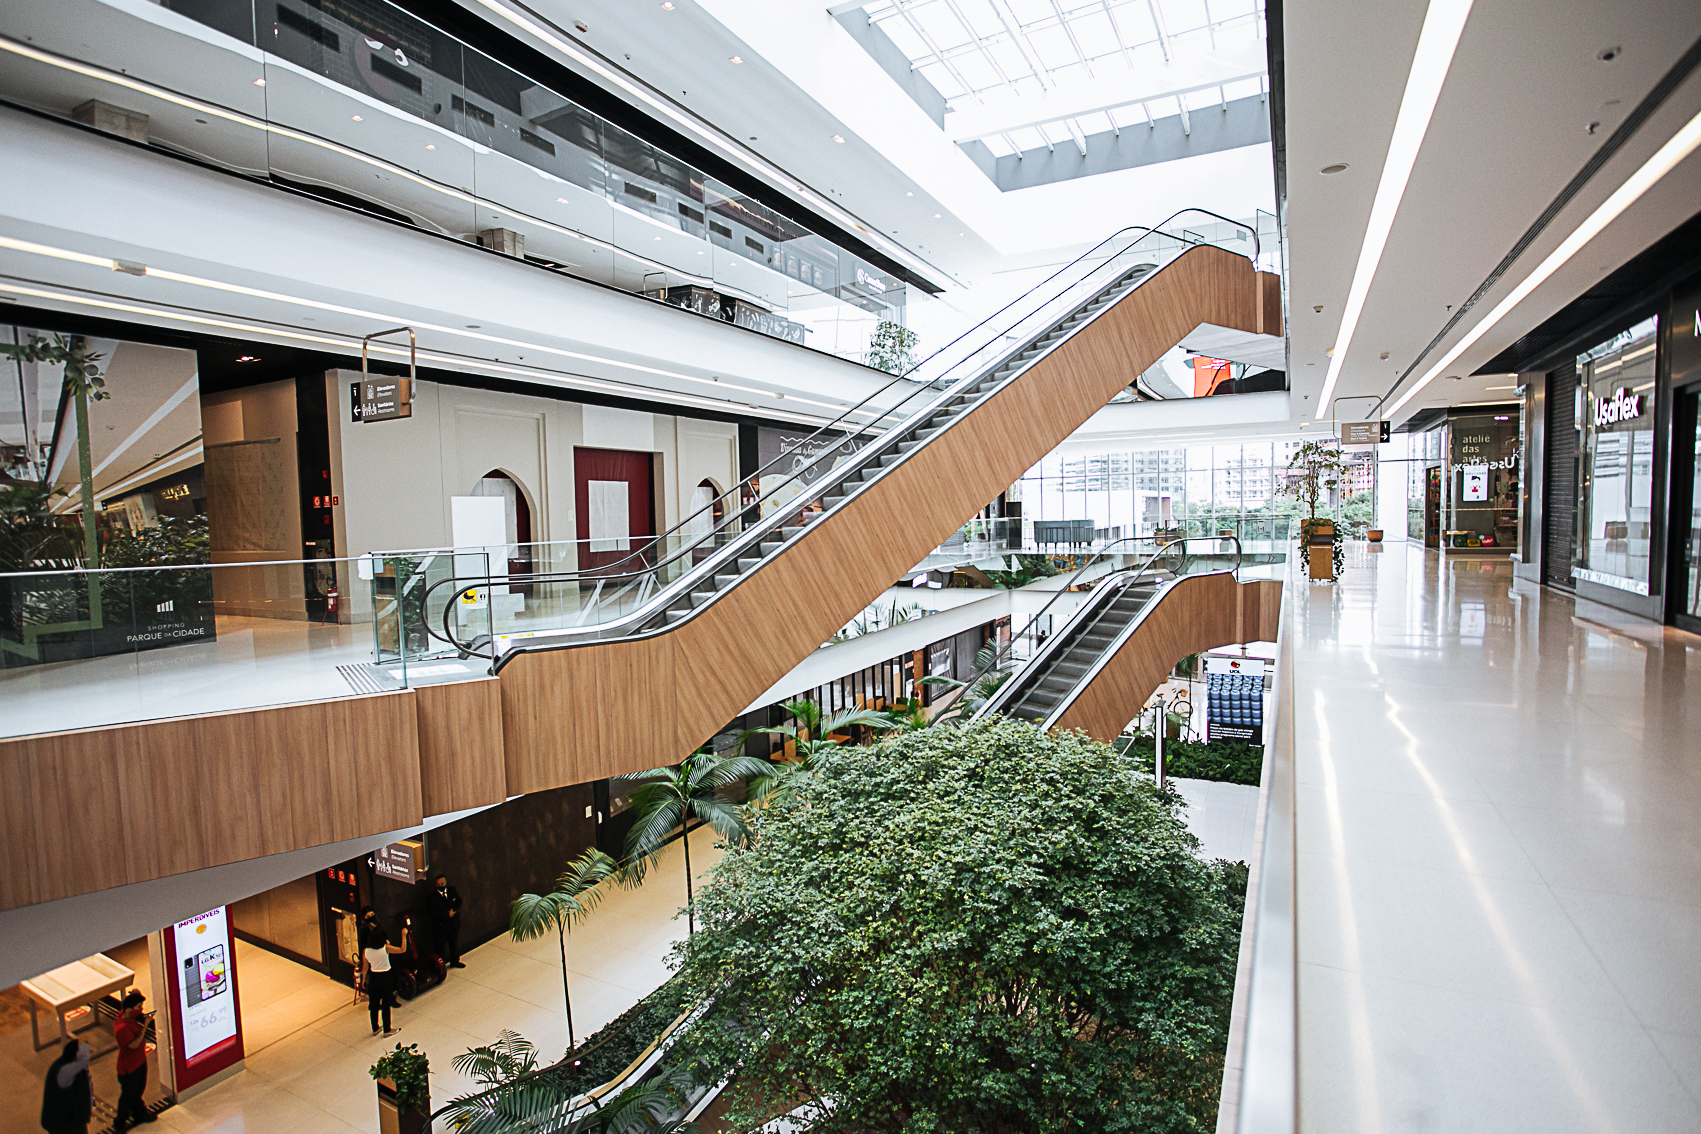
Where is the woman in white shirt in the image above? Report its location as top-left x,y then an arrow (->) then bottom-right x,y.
361,926 -> 408,1036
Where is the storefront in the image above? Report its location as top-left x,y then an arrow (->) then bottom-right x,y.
1517,259 -> 1701,626
1404,407 -> 1521,553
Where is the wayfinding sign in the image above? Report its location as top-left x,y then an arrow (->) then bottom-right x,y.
1340,420 -> 1390,446
351,377 -> 412,423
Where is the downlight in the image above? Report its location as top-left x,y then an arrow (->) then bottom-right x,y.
1320,163 -> 1349,174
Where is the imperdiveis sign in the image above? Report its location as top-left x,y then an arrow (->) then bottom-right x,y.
1593,387 -> 1643,427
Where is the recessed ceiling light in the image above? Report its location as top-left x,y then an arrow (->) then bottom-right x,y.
556,197 -> 569,204
351,115 -> 363,121
1320,163 -> 1349,174
655,236 -> 662,240
933,213 -> 941,218
235,355 -> 260,363
1484,385 -> 1517,390
253,78 -> 266,86
832,134 -> 845,143
905,191 -> 913,197
426,144 -> 436,150
661,1 -> 674,8
729,55 -> 743,64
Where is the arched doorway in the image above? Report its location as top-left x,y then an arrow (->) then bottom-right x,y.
688,478 -> 725,563
472,469 -> 534,579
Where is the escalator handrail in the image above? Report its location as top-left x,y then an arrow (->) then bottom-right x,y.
425,208 -> 1260,593
965,536 -> 1242,721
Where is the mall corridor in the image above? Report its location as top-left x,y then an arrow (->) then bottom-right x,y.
1295,544 -> 1701,1131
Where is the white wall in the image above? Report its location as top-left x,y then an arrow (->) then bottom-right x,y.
326,370 -> 738,557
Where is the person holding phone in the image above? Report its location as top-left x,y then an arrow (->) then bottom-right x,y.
113,991 -> 156,1129
361,925 -> 408,1036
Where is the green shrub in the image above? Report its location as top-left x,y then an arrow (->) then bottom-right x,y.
1117,736 -> 1265,787
669,718 -> 1244,1133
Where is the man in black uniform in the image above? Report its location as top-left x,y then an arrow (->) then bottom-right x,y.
426,873 -> 465,969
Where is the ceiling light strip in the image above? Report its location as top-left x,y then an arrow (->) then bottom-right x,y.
1377,32 -> 1701,403
1315,0 -> 1474,416
1389,106 -> 1701,415
0,280 -> 843,427
0,236 -> 881,417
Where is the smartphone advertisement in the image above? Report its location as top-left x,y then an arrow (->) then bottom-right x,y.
160,906 -> 244,1094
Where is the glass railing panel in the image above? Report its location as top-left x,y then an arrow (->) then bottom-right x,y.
0,553 -> 495,738
0,0 -> 273,176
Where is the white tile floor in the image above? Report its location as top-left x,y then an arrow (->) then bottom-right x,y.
144,826 -> 722,1134
1296,542 -> 1701,1132
1172,777 -> 1260,863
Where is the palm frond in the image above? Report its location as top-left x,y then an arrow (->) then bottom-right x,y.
509,891 -> 572,941
689,797 -> 751,843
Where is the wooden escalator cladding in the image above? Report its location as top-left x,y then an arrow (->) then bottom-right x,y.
498,246 -> 1284,793
1046,576 -> 1283,743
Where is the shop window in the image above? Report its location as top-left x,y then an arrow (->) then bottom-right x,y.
1573,316 -> 1658,594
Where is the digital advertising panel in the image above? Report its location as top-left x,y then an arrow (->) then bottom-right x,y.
161,906 -> 244,1093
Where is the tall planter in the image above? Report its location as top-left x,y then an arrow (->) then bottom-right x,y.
371,1044 -> 430,1134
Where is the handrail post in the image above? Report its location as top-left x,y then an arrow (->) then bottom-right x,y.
1154,696 -> 1166,790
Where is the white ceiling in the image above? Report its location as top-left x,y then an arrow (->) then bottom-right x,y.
490,0 -> 1276,276
1285,0 -> 1701,433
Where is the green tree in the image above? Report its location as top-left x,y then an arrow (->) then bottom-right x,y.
742,698 -> 897,807
668,719 -> 1244,1133
918,641 -> 1014,723
618,748 -> 773,939
510,848 -> 619,1051
865,320 -> 919,375
1275,438 -> 1349,520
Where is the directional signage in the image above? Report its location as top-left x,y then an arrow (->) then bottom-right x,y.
370,840 -> 422,883
1340,420 -> 1390,446
351,377 -> 412,423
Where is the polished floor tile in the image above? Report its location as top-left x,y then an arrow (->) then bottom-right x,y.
1296,544 -> 1701,1131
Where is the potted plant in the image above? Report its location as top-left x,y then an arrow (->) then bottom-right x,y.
1278,441 -> 1351,580
370,1042 -> 430,1134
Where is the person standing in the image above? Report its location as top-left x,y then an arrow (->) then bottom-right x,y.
113,991 -> 156,1129
361,925 -> 407,1036
426,874 -> 465,970
40,1039 -> 91,1134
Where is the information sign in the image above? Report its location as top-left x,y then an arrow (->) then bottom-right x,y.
350,377 -> 412,423
154,905 -> 244,1098
1340,420 -> 1390,446
370,840 -> 422,884
1204,654 -> 1267,746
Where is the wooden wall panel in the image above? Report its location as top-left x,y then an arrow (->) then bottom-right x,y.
498,246 -> 1272,786
0,691 -> 426,914
1052,578 -> 1284,742
416,679 -> 507,816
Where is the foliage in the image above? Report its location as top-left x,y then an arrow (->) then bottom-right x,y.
619,748 -> 774,936
919,641 -> 1013,724
832,598 -> 924,643
1116,735 -> 1265,787
454,1029 -> 544,1090
1275,439 -> 1350,520
370,1042 -> 431,1111
667,719 -> 1245,1133
980,553 -> 1061,589
0,482 -> 82,572
1340,490 -> 1375,538
511,848 -> 621,1050
743,699 -> 898,807
865,320 -> 919,375
101,513 -> 211,568
0,335 -> 108,400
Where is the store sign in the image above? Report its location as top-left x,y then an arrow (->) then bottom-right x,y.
855,266 -> 887,294
350,377 -> 412,423
161,484 -> 191,501
1592,387 -> 1644,427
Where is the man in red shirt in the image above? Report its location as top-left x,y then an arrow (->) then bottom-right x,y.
113,991 -> 155,1129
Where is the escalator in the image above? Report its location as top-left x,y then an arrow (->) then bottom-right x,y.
971,538 -> 1279,741
437,213 -> 1281,792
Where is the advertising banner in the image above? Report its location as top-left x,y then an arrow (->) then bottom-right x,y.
1205,654 -> 1267,746
159,906 -> 244,1095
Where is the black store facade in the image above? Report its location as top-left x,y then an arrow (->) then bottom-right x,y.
1508,214 -> 1701,631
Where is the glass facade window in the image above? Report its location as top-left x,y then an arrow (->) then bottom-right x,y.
1574,316 -> 1659,594
1442,413 -> 1521,550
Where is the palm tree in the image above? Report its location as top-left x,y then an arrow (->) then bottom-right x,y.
742,699 -> 897,806
510,848 -> 618,1051
619,748 -> 773,939
919,643 -> 1015,724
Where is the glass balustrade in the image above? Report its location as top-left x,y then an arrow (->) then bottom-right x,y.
0,0 -> 912,361
0,550 -> 488,736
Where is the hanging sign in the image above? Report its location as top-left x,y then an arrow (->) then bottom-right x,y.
350,378 -> 412,423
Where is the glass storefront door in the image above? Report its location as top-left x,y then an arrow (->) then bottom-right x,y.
1573,316 -> 1659,595
1676,388 -> 1701,631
